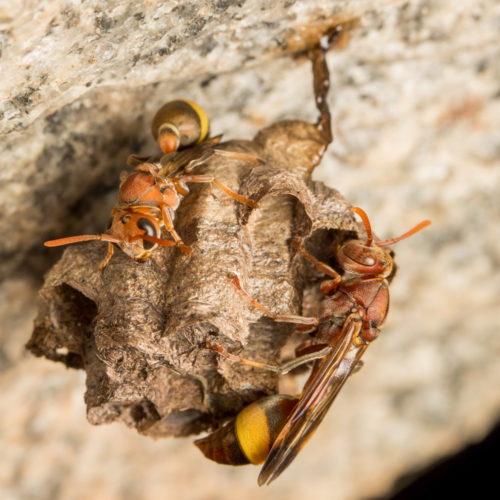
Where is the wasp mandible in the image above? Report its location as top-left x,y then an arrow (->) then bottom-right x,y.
196,207 -> 430,485
45,99 -> 259,269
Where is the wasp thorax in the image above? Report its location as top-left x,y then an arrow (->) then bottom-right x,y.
151,99 -> 210,153
337,240 -> 393,277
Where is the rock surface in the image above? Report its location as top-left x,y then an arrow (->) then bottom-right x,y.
1,1 -> 499,499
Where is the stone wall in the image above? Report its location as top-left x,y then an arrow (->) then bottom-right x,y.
1,1 -> 499,499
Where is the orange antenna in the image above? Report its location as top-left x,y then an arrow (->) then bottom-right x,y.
44,234 -> 123,247
377,220 -> 431,247
351,206 -> 373,246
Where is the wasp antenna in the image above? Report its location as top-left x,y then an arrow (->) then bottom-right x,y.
44,234 -> 122,247
350,207 -> 373,246
377,220 -> 431,247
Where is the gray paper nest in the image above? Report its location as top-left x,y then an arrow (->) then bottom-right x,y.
27,116 -> 364,438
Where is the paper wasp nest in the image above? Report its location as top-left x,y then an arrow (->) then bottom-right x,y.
28,116 -> 363,438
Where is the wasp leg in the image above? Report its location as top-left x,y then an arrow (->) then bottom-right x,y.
210,149 -> 262,165
290,239 -> 342,292
230,273 -> 319,327
206,341 -> 332,375
352,360 -> 364,373
97,242 -> 114,271
160,205 -> 192,254
176,174 -> 256,208
172,178 -> 189,196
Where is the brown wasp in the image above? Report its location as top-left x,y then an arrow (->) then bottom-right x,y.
195,207 -> 430,485
45,99 -> 259,269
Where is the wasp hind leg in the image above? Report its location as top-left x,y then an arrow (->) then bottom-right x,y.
176,174 -> 256,208
206,341 -> 332,375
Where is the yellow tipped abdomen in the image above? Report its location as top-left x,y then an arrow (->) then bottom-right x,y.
235,402 -> 272,465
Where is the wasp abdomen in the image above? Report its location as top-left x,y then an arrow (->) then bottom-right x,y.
152,99 -> 209,154
194,419 -> 249,466
194,395 -> 298,466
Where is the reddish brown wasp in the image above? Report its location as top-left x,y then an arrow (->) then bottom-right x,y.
45,99 -> 258,269
196,207 -> 430,485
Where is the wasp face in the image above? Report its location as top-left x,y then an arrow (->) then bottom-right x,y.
108,212 -> 161,262
337,240 -> 393,277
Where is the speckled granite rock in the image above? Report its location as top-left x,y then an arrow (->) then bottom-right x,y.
1,0 -> 499,499
0,0 -> 367,277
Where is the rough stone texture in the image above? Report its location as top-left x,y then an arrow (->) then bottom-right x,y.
1,1 -> 499,499
0,0 -> 363,278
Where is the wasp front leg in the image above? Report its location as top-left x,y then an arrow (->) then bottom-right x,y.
98,242 -> 115,271
290,239 -> 342,295
160,205 -> 192,254
230,273 -> 319,327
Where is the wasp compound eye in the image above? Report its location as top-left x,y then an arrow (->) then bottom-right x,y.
137,218 -> 158,250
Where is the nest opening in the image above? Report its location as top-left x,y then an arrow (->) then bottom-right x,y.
28,283 -> 98,369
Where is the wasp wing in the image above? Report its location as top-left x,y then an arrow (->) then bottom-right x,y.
258,319 -> 368,486
159,136 -> 223,178
127,153 -> 155,167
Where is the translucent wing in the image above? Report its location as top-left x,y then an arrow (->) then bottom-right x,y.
258,318 -> 368,486
159,135 -> 223,178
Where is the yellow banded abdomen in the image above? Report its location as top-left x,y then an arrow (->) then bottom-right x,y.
194,395 -> 298,466
151,99 -> 209,153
